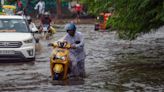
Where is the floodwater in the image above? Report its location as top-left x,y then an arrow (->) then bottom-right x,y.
0,25 -> 164,92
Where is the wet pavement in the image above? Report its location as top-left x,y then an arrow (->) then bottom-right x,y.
0,25 -> 164,92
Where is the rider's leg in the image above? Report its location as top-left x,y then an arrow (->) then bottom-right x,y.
69,53 -> 79,77
77,59 -> 85,78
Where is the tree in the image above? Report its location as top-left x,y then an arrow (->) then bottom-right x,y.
112,0 -> 164,40
80,0 -> 164,40
80,0 -> 112,15
56,0 -> 62,18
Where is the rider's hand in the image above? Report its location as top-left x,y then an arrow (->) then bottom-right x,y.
48,43 -> 53,46
70,45 -> 76,49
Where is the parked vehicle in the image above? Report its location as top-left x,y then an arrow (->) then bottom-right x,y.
0,15 -> 36,61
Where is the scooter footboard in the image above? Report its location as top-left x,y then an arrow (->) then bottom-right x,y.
53,64 -> 63,73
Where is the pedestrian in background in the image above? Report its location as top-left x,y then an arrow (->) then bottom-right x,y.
16,0 -> 23,12
75,3 -> 82,23
34,0 -> 45,18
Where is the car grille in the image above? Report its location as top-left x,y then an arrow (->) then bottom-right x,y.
0,41 -> 22,48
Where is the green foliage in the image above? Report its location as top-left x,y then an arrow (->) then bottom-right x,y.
113,0 -> 164,40
80,0 -> 112,15
80,0 -> 164,40
5,0 -> 16,5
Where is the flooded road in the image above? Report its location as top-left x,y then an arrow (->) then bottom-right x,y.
0,25 -> 164,92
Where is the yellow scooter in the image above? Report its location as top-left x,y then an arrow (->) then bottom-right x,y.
49,41 -> 71,80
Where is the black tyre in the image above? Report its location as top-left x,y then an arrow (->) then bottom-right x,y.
54,73 -> 59,80
94,24 -> 99,31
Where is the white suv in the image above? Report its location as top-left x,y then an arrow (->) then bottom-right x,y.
0,15 -> 36,61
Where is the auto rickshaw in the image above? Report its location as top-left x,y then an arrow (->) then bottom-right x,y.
95,12 -> 112,30
1,5 -> 16,15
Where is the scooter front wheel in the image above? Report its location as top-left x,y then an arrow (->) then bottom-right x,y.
54,73 -> 59,80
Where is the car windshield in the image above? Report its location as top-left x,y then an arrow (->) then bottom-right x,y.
0,19 -> 29,33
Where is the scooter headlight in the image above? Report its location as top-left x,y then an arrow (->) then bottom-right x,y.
55,55 -> 66,60
97,16 -> 99,20
61,56 -> 66,60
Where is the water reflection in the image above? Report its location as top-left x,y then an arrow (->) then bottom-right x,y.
0,61 -> 35,66
50,78 -> 85,86
110,47 -> 164,91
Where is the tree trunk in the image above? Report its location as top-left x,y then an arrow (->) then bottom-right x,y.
56,0 -> 62,18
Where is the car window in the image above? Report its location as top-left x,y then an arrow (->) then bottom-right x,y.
0,19 -> 29,33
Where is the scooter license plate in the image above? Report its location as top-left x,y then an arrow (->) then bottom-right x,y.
0,50 -> 15,55
43,27 -> 48,31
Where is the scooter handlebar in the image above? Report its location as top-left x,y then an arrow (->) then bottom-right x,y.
48,43 -> 53,47
48,41 -> 71,49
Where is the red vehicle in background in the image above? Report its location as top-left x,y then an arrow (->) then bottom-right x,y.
95,12 -> 112,30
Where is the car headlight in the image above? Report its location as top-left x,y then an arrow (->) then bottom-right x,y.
24,39 -> 33,43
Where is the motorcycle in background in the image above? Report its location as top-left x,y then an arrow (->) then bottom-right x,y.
41,24 -> 50,40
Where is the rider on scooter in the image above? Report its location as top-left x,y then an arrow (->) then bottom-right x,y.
40,12 -> 51,32
62,23 -> 86,78
40,12 -> 52,39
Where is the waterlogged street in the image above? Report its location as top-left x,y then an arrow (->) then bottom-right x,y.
0,25 -> 164,92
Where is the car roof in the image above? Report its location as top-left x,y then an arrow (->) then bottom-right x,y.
0,15 -> 25,19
